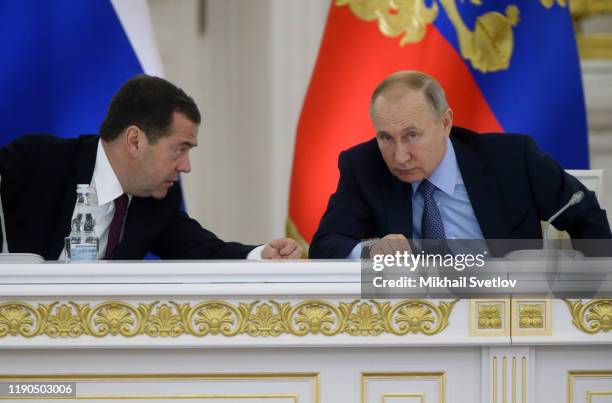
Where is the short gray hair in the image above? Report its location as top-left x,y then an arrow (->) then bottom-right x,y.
369,71 -> 449,120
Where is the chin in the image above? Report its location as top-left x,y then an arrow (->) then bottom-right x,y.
151,190 -> 169,200
394,172 -> 423,183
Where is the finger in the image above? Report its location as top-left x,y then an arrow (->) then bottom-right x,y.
395,239 -> 411,252
279,240 -> 297,255
380,240 -> 394,257
287,246 -> 303,259
261,245 -> 281,260
267,238 -> 283,249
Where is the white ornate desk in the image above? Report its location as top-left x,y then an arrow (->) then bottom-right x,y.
0,261 -> 610,403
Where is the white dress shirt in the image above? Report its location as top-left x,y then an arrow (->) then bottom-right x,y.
60,140 -> 130,260
61,140 -> 264,260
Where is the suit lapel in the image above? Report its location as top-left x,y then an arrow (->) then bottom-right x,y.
451,132 -> 508,239
48,136 -> 99,259
382,172 -> 413,238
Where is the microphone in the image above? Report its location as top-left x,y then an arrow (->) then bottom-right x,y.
0,174 -> 43,263
505,190 -> 585,260
543,191 -> 584,249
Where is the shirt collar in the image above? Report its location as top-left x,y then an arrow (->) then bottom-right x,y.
411,137 -> 460,197
92,139 -> 125,206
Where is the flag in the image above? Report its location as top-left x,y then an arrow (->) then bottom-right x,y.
287,0 -> 587,251
0,0 -> 163,146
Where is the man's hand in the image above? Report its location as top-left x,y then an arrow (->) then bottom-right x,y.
369,234 -> 412,258
262,238 -> 303,259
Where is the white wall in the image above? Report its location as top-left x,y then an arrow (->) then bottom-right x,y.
148,0 -> 612,244
149,0 -> 328,244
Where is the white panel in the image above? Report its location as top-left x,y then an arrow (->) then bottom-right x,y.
111,0 -> 164,76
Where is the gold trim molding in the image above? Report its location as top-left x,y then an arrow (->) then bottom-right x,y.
563,299 -> 612,334
361,372 -> 445,403
383,393 -> 425,403
588,390 -> 612,403
0,373 -> 319,402
567,370 -> 612,403
0,299 -> 458,339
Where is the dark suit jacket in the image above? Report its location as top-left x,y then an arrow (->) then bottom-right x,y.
309,127 -> 612,258
0,134 -> 256,260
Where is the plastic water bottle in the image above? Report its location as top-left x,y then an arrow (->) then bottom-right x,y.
67,184 -> 98,261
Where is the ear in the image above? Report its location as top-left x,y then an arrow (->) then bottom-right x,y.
124,125 -> 145,157
441,108 -> 453,138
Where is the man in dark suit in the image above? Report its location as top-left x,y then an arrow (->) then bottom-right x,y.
309,71 -> 611,259
0,75 -> 302,260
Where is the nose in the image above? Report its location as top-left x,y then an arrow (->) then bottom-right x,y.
177,153 -> 192,174
394,143 -> 411,165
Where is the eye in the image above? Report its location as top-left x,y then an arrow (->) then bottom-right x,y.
378,133 -> 392,142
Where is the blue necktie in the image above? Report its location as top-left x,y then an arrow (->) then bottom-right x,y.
418,179 -> 446,239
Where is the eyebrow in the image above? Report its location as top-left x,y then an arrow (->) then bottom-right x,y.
400,125 -> 420,134
376,125 -> 421,136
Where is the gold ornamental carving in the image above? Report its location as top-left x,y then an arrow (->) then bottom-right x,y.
512,299 -> 551,336
376,299 -> 457,335
0,299 -> 458,339
145,303 -> 185,337
518,304 -> 544,329
336,0 -> 568,72
478,304 -> 502,329
0,302 -> 42,337
564,299 -> 612,334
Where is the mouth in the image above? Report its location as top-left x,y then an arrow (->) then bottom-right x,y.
394,168 -> 417,175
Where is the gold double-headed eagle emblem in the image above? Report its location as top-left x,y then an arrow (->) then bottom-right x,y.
336,0 -> 567,72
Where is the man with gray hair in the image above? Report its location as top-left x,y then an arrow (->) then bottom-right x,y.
309,70 -> 610,258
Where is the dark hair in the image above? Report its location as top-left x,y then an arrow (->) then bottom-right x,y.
99,75 -> 201,143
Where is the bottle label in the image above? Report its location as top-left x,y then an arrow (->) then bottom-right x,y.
69,244 -> 98,261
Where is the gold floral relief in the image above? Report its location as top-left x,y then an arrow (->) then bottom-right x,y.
376,299 -> 457,335
83,301 -> 150,337
564,299 -> 612,334
0,299 -> 458,339
188,301 -> 253,337
0,302 -> 42,337
245,303 -> 285,337
346,302 -> 385,336
518,304 -> 544,329
146,303 -> 185,337
45,303 -> 85,338
478,304 -> 502,329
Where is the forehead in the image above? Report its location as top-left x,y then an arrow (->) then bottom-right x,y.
373,88 -> 429,117
165,112 -> 198,144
